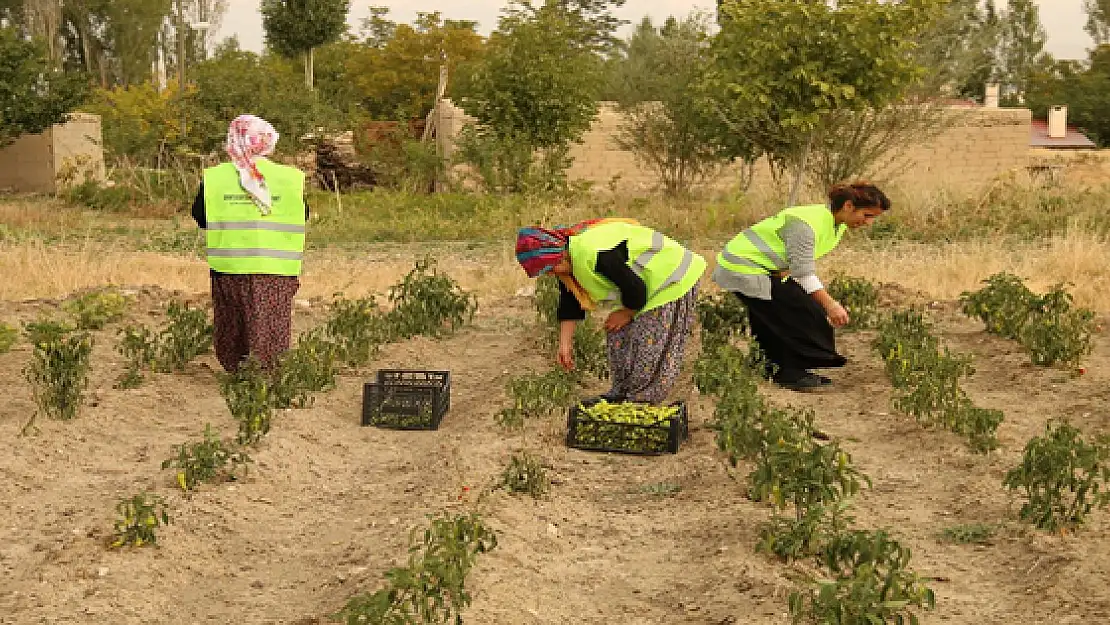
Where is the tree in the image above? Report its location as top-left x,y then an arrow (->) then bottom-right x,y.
184,43 -> 339,154
1086,0 -> 1110,44
343,11 -> 484,120
0,25 -> 87,147
455,2 -> 605,193
1025,45 -> 1110,147
261,0 -> 351,89
610,14 -> 729,196
706,0 -> 947,205
999,0 -> 1048,97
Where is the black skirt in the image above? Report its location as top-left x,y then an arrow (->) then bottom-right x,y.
735,277 -> 847,382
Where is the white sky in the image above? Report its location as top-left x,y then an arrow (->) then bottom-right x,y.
215,0 -> 1095,61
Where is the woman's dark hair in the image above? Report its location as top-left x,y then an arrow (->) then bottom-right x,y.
828,181 -> 891,212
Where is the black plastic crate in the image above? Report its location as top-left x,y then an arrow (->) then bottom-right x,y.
361,370 -> 451,430
566,399 -> 689,455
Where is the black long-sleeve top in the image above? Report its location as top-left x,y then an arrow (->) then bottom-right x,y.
557,241 -> 648,321
190,182 -> 310,228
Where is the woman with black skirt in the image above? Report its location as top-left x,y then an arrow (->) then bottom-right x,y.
712,182 -> 890,391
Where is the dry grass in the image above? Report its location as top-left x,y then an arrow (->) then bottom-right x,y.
4,232 -> 1110,312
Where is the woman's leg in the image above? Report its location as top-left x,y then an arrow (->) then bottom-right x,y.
736,292 -> 798,381
211,273 -> 249,373
738,280 -> 845,385
617,287 -> 699,405
243,275 -> 300,370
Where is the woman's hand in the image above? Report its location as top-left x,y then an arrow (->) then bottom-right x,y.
604,308 -> 636,333
825,301 -> 850,328
557,320 -> 577,370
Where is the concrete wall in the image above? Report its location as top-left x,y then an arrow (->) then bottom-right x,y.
0,113 -> 106,194
433,100 -> 1033,197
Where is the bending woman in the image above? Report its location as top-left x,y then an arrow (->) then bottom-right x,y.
516,219 -> 706,405
712,182 -> 890,391
191,115 -> 309,373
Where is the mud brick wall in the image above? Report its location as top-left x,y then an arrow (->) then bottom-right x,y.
434,100 -> 1032,197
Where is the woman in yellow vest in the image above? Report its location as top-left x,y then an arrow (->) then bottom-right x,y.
190,115 -> 309,373
516,219 -> 706,404
713,182 -> 890,391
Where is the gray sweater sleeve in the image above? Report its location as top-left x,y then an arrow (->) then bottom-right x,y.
779,217 -> 824,293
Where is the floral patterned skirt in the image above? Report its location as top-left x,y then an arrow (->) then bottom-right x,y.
606,286 -> 698,404
210,273 -> 299,373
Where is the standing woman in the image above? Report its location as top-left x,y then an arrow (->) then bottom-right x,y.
516,219 -> 706,405
191,115 -> 309,373
713,182 -> 890,391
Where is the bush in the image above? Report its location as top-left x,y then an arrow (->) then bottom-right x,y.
495,368 -> 578,429
269,329 -> 342,409
110,493 -> 171,549
696,290 -> 750,348
336,513 -> 498,624
0,322 -> 16,353
220,359 -> 274,447
500,452 -> 550,498
1003,420 -> 1110,532
22,330 -> 94,433
323,295 -> 391,367
63,288 -> 130,330
153,301 -> 213,372
826,274 -> 880,331
161,424 -> 252,491
385,256 -> 478,339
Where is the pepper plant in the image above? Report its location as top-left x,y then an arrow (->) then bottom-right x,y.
22,328 -> 94,434
1002,420 -> 1110,532
110,493 -> 171,549
162,424 -> 252,491
385,256 -> 478,340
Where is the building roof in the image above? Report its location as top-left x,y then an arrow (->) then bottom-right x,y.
1030,120 -> 1097,149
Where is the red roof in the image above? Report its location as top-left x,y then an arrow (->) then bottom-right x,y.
1030,120 -> 1097,149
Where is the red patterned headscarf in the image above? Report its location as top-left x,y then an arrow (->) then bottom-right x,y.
515,218 -> 640,311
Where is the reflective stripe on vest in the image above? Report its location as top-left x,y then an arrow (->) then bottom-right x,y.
207,248 -> 304,260
206,221 -> 306,234
628,231 -> 698,300
742,229 -> 787,269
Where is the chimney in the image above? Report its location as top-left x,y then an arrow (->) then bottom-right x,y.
984,83 -> 1000,108
1048,105 -> 1068,139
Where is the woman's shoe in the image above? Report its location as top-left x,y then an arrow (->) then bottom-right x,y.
775,373 -> 825,392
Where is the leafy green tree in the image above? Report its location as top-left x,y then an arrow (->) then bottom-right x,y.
610,14 -> 729,196
1025,45 -> 1110,147
184,43 -> 338,154
706,0 -> 946,204
999,0 -> 1048,97
261,0 -> 351,89
455,2 -> 605,193
0,25 -> 87,147
344,11 -> 484,120
1085,0 -> 1110,44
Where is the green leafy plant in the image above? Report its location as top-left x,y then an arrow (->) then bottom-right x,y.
534,276 -> 611,381
1002,420 -> 1110,532
161,424 -> 252,492
939,523 -> 997,545
336,512 -> 498,624
874,310 -> 1002,453
827,274 -> 880,330
759,500 -> 856,563
385,256 -> 478,340
63,288 -> 130,330
500,452 -> 550,498
495,368 -> 577,430
696,290 -> 750,348
960,272 -> 1035,339
23,319 -> 76,346
324,294 -> 391,367
270,329 -> 341,409
789,529 -> 936,625
110,493 -> 171,549
695,340 -> 768,398
0,321 -> 18,353
22,331 -> 95,434
1020,286 -> 1096,367
116,325 -> 158,389
153,301 -> 213,372
961,274 -> 1095,367
220,359 -> 274,447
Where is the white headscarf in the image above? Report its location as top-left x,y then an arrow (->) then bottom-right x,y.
225,114 -> 280,215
